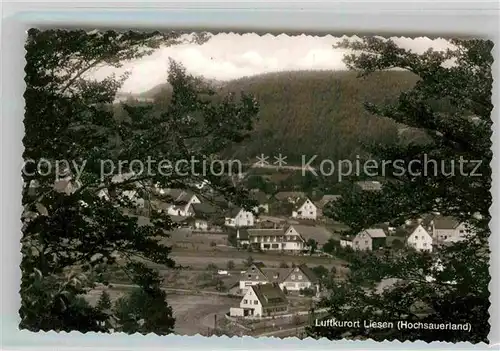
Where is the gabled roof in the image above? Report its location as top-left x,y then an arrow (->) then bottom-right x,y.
242,263 -> 269,282
160,188 -> 197,205
293,197 -> 314,211
191,202 -> 218,218
261,268 -> 293,283
289,225 -> 332,245
248,228 -> 286,237
226,206 -> 243,218
409,224 -> 432,238
433,216 -> 461,230
251,283 -> 288,308
282,264 -> 319,284
359,228 -> 387,238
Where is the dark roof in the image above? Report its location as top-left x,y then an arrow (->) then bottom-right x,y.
360,228 -> 387,238
299,264 -> 319,283
191,202 -> 218,218
251,283 -> 288,308
226,206 -> 243,217
289,225 -> 332,245
248,228 -> 285,237
433,216 -> 460,230
282,264 -> 319,284
162,188 -> 197,205
261,268 -> 292,282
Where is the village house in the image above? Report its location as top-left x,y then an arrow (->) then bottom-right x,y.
230,283 -> 288,318
238,263 -> 289,293
431,216 -> 472,245
291,197 -> 317,220
352,228 -> 387,251
279,264 -> 320,295
286,224 -> 332,250
406,224 -> 433,252
224,207 -> 255,227
246,224 -> 332,252
189,202 -> 220,231
163,189 -> 202,217
238,263 -> 320,295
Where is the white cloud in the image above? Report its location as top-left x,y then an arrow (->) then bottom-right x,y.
90,33 -> 453,94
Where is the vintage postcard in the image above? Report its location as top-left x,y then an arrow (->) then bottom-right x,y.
21,30 -> 492,343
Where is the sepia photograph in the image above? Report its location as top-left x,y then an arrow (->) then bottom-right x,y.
21,30 -> 493,343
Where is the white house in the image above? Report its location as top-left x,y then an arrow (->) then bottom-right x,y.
291,197 -> 317,220
238,263 -> 269,292
406,224 -> 433,252
279,264 -> 320,294
163,189 -> 201,217
247,224 -> 332,252
225,207 -> 255,227
230,283 -> 288,317
352,228 -> 387,251
431,216 -> 472,244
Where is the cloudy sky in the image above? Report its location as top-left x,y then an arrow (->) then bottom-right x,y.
92,33 -> 452,94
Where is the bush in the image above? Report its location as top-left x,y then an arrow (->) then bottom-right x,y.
227,260 -> 235,270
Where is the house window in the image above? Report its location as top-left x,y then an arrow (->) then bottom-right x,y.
415,236 -> 418,239
298,275 -> 303,280
355,241 -> 359,245
310,212 -> 313,215
364,240 -> 368,244
243,299 -> 248,304
459,230 -> 464,234
423,243 -> 427,247
291,274 -> 296,280
254,300 -> 258,305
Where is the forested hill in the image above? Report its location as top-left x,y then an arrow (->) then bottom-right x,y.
137,70 -> 424,163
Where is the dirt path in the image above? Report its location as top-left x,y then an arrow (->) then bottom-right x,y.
168,294 -> 236,336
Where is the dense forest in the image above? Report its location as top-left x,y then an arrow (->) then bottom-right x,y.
130,70 -> 428,163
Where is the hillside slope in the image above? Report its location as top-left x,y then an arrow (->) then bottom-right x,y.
136,70 -> 423,163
